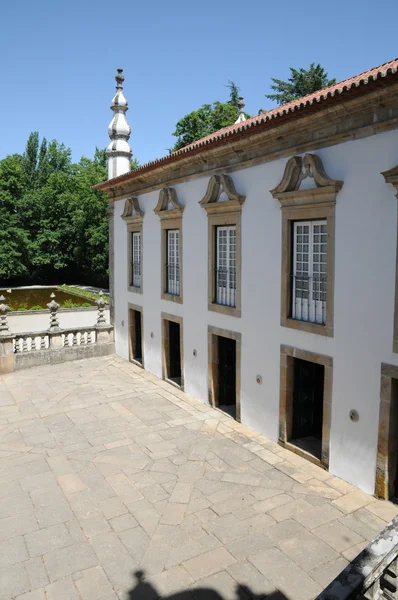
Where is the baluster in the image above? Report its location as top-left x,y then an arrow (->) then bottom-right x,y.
40,335 -> 46,349
22,336 -> 28,352
72,332 -> 78,346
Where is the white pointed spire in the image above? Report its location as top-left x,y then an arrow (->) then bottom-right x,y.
234,96 -> 247,124
106,69 -> 132,179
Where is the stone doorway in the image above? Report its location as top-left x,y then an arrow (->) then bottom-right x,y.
208,326 -> 241,421
376,364 -> 398,500
128,304 -> 144,367
162,313 -> 183,390
279,345 -> 332,468
291,358 -> 324,460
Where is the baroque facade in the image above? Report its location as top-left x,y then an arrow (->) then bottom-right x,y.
96,59 -> 398,497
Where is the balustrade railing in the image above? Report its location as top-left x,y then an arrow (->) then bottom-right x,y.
316,516 -> 398,600
0,291 -> 113,374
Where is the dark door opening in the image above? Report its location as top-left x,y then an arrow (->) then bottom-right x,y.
217,336 -> 236,418
130,309 -> 143,364
168,321 -> 181,386
291,358 -> 324,459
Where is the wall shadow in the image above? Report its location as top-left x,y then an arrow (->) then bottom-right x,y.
127,569 -> 290,600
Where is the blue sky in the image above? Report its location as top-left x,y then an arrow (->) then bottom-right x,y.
1,0 -> 397,166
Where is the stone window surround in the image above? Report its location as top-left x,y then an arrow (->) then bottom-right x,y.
279,344 -> 333,469
199,174 -> 245,318
161,312 -> 184,391
375,363 -> 398,499
121,197 -> 144,294
271,153 -> 343,338
207,325 -> 242,422
382,166 -> 398,353
128,303 -> 144,369
154,188 -> 184,304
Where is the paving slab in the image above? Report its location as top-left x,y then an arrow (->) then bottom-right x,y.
0,355 -> 397,599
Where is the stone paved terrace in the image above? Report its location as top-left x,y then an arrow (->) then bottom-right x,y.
0,356 -> 398,600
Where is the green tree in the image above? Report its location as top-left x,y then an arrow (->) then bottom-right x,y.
171,82 -> 246,152
265,63 -> 336,106
226,80 -> 240,110
0,154 -> 29,279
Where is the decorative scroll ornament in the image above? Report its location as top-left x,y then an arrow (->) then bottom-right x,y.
382,165 -> 398,199
270,153 -> 343,205
121,197 -> 144,223
154,187 -> 184,217
199,174 -> 246,213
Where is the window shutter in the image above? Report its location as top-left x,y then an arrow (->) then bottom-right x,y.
132,232 -> 141,288
216,226 -> 236,307
292,220 -> 326,324
167,230 -> 180,295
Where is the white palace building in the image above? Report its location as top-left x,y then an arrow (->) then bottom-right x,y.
95,59 -> 398,498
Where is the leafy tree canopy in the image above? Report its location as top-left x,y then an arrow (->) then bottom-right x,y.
171,81 -> 246,152
0,132 -> 123,288
265,63 -> 336,106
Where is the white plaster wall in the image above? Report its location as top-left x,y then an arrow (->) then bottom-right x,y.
8,309 -> 110,333
113,128 -> 398,494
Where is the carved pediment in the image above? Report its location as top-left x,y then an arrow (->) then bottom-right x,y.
121,197 -> 144,223
382,165 -> 398,199
199,174 -> 245,213
154,187 -> 184,219
271,154 -> 343,206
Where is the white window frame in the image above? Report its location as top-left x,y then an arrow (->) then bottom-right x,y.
292,220 -> 327,325
216,225 -> 236,307
131,231 -> 141,289
167,229 -> 180,296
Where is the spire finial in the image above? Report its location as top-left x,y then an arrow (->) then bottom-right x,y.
115,68 -> 124,89
234,96 -> 247,124
106,68 -> 132,179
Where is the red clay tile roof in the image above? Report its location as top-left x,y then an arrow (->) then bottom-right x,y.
95,57 -> 398,189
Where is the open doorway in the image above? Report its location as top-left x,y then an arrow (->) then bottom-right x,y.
279,345 -> 332,468
376,364 -> 398,500
162,313 -> 183,389
208,326 -> 241,421
291,358 -> 324,459
128,305 -> 143,367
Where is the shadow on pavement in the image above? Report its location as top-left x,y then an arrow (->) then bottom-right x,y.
127,569 -> 290,600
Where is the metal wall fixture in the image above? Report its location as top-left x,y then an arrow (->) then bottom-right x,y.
349,409 -> 359,422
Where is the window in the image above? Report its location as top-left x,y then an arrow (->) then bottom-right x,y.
166,229 -> 180,296
216,226 -> 236,307
292,220 -> 327,325
271,153 -> 343,337
131,232 -> 141,289
121,197 -> 144,294
199,174 -> 245,318
154,187 -> 184,304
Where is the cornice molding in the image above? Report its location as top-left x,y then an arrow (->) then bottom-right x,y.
199,174 -> 245,214
271,153 -> 343,207
121,197 -> 144,224
97,87 -> 398,200
154,187 -> 184,220
382,165 -> 398,199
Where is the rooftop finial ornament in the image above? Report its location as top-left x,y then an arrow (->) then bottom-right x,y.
106,68 -> 133,180
235,96 -> 246,124
115,68 -> 125,88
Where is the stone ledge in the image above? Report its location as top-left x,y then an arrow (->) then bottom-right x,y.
13,342 -> 115,371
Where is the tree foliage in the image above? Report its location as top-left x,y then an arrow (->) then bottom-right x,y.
171,81 -> 245,152
0,132 -> 111,287
265,63 -> 336,106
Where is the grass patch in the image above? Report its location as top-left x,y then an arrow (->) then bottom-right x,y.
58,285 -> 109,303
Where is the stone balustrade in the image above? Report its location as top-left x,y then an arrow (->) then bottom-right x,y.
0,292 -> 114,374
317,515 -> 398,600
